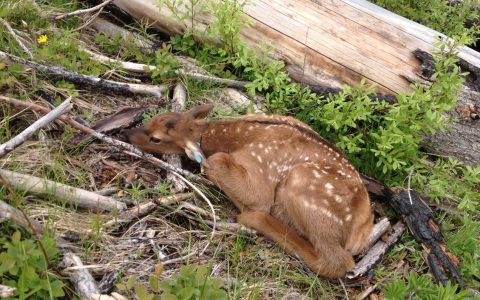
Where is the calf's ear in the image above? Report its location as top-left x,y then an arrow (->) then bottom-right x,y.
188,104 -> 214,119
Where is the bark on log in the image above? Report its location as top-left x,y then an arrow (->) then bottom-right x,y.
413,49 -> 480,166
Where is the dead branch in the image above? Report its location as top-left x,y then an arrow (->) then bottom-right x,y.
0,95 -> 212,186
0,169 -> 127,212
0,17 -> 33,58
0,51 -> 167,100
391,190 -> 462,285
81,47 -> 249,88
54,0 -> 114,20
347,221 -> 406,280
103,192 -> 193,229
0,98 -> 72,158
60,251 -> 101,299
0,284 -> 16,298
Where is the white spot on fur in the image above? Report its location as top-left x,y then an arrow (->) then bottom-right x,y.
257,156 -> 263,163
258,143 -> 264,149
334,195 -> 343,203
345,214 -> 352,222
236,127 -> 241,133
325,183 -> 334,190
223,128 -> 227,133
313,170 -> 321,178
319,207 -> 343,225
345,207 -> 351,213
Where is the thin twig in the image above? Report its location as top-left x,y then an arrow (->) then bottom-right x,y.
0,98 -> 72,158
73,6 -> 105,32
407,168 -> 414,205
0,17 -> 33,58
338,278 -> 349,300
54,0 -> 114,20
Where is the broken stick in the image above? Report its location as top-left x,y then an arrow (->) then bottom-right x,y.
347,221 -> 406,279
0,98 -> 72,158
81,47 -> 249,88
0,169 -> 126,212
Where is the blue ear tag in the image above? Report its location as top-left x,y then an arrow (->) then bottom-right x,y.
194,152 -> 203,164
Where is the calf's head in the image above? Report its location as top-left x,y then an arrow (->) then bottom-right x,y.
124,104 -> 213,163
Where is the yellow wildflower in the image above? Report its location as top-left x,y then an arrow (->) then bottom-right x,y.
37,35 -> 48,44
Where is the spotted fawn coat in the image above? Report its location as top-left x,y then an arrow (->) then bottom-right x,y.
125,104 -> 373,278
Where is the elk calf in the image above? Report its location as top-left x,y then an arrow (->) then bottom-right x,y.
125,104 -> 373,278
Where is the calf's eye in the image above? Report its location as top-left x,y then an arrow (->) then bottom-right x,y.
150,137 -> 162,144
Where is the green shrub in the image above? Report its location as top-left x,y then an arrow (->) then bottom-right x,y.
0,230 -> 65,299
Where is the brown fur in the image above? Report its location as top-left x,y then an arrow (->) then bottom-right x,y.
125,104 -> 373,278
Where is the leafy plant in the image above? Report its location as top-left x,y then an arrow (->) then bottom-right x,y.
0,230 -> 65,299
150,44 -> 180,82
